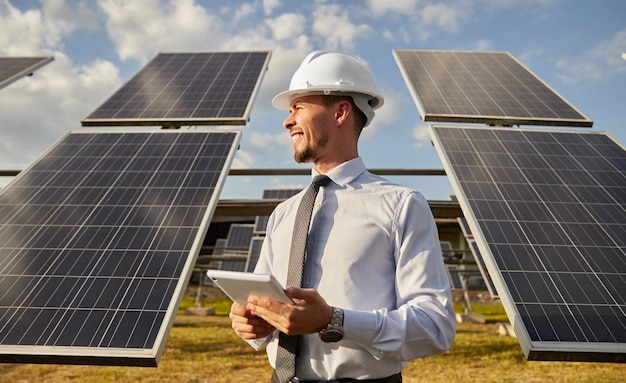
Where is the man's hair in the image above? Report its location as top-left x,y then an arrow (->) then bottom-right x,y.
322,95 -> 367,136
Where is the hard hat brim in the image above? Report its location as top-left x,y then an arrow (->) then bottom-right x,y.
272,86 -> 384,111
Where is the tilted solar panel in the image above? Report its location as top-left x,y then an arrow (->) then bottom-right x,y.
0,56 -> 54,90
245,237 -> 264,273
254,188 -> 302,234
393,50 -> 592,127
468,239 -> 499,299
458,217 -> 499,298
217,224 -> 255,272
446,265 -> 465,290
0,129 -> 240,366
430,125 -> 625,362
262,189 -> 303,199
224,224 -> 255,249
81,51 -> 270,127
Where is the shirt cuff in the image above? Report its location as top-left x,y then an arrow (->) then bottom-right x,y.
342,309 -> 382,358
245,334 -> 272,351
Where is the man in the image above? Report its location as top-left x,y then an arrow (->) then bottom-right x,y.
229,50 -> 456,382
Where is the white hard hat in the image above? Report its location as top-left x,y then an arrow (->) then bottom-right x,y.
272,50 -> 384,127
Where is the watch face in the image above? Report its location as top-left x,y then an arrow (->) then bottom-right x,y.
320,329 -> 343,343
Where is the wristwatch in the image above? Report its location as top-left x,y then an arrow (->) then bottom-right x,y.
319,307 -> 344,342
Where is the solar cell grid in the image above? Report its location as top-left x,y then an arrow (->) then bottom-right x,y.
81,51 -> 270,127
0,129 -> 240,365
430,124 -> 625,362
393,50 -> 592,127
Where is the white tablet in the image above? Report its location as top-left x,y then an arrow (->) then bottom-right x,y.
206,270 -> 293,305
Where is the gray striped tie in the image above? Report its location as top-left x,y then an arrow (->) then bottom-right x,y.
274,175 -> 331,383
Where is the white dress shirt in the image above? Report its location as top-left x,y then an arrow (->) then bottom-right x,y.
254,157 -> 456,380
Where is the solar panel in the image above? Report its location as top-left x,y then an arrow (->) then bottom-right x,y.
224,224 -> 255,249
440,240 -> 453,259
262,189 -> 303,199
254,215 -> 270,235
468,239 -> 499,299
217,224 -> 254,272
254,188 -> 302,234
245,237 -> 264,273
430,124 -> 625,362
393,50 -> 593,127
206,238 -> 228,271
0,56 -> 54,90
458,217 -> 473,238
0,129 -> 240,366
459,218 -> 498,298
81,51 -> 271,127
446,265 -> 464,290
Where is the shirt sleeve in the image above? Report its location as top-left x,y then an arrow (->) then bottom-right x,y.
341,191 -> 457,360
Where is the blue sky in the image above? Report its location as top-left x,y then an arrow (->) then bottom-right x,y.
1,0 -> 625,201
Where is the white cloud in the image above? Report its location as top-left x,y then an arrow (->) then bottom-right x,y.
362,87 -> 407,138
517,45 -> 544,66
592,28 -> 626,72
263,0 -> 281,15
233,2 -> 256,22
0,0 -> 96,54
474,39 -> 493,51
98,0 -> 226,62
0,1 -> 44,54
421,3 -> 461,34
412,122 -> 430,148
232,130 -> 292,169
0,1 -> 122,179
266,12 -> 306,41
0,53 -> 121,170
311,4 -> 372,50
555,28 -> 626,84
42,0 -> 98,41
366,0 -> 420,16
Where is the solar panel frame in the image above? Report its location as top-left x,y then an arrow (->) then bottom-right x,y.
393,50 -> 593,128
0,128 -> 241,366
81,51 -> 271,127
430,124 -> 625,363
0,56 -> 54,90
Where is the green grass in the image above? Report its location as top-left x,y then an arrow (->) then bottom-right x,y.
1,297 -> 624,382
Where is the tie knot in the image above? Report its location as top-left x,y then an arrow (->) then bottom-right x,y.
312,175 -> 331,188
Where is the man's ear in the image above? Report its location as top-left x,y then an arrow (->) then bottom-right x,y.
334,100 -> 351,125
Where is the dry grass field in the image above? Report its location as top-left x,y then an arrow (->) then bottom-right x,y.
0,291 -> 624,382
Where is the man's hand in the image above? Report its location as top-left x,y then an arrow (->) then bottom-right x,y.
229,302 -> 276,340
246,287 -> 333,335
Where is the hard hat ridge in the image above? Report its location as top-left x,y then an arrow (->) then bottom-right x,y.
272,50 -> 384,127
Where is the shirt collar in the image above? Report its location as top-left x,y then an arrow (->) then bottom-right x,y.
311,157 -> 367,187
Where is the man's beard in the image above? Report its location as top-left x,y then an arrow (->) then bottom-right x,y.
294,146 -> 314,163
294,134 -> 329,163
